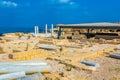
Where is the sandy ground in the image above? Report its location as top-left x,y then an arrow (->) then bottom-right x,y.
41,55 -> 120,80
87,56 -> 120,80
0,36 -> 120,80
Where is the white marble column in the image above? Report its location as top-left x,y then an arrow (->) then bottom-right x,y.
34,26 -> 37,37
51,24 -> 53,37
36,26 -> 39,34
45,24 -> 48,36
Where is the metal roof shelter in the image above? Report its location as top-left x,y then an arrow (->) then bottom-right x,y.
56,22 -> 120,39
57,22 -> 120,29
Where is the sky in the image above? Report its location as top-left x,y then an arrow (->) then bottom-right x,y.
0,0 -> 120,30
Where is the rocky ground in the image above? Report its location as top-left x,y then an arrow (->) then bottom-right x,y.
0,35 -> 120,80
41,55 -> 120,80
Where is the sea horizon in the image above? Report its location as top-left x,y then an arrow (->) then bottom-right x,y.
0,26 -> 52,35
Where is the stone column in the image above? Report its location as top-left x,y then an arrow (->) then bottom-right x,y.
45,24 -> 48,36
51,24 -> 54,37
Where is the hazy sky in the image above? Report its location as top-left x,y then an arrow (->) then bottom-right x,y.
0,0 -> 120,28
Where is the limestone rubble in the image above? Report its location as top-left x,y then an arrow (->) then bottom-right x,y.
0,33 -> 120,80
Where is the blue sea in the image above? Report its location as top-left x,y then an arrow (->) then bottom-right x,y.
0,27 -> 50,35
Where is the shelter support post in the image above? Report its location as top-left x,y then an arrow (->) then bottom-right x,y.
57,27 -> 62,39
87,29 -> 90,39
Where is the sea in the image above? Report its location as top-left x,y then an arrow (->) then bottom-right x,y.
0,27 -> 51,36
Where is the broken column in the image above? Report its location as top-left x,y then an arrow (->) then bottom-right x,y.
109,53 -> 120,59
17,72 -> 42,80
0,71 -> 26,80
81,61 -> 100,68
0,65 -> 51,74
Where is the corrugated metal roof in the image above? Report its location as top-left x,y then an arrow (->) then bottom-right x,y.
58,22 -> 120,27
